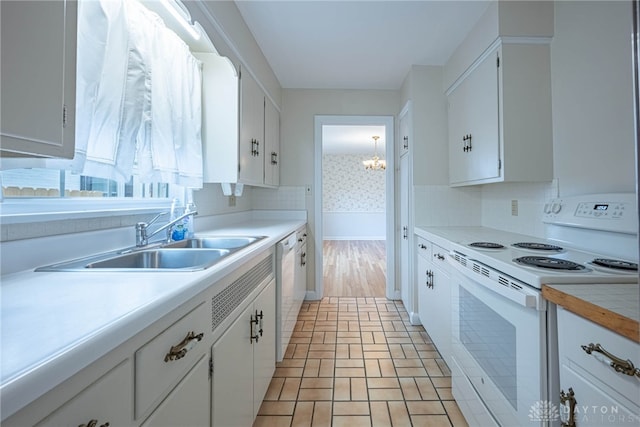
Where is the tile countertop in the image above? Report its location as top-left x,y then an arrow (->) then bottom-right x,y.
415,225 -> 640,343
542,283 -> 639,344
0,212 -> 306,420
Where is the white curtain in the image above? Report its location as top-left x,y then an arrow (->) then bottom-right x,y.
73,0 -> 203,188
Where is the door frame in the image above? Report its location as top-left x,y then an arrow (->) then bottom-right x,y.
313,115 -> 395,300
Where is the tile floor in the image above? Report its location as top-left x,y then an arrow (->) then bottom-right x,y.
253,297 -> 468,427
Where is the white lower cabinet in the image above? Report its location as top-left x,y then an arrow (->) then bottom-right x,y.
141,355 -> 210,427
557,308 -> 640,426
34,360 -> 133,427
212,279 -> 276,426
416,236 -> 451,365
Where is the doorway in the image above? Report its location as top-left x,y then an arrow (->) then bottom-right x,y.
313,115 -> 395,299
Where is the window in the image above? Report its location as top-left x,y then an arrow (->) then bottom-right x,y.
1,168 -> 170,199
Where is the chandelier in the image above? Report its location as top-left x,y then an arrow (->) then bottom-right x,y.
362,136 -> 386,170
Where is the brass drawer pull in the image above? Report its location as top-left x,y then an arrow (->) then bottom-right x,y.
164,331 -> 204,362
79,420 -> 109,427
560,388 -> 576,427
581,342 -> 640,378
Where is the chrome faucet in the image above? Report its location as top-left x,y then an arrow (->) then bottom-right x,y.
135,206 -> 198,247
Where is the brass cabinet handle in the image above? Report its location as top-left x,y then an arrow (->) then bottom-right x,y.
560,388 -> 577,427
434,253 -> 445,261
164,331 -> 204,362
581,342 -> 640,378
403,135 -> 409,149
418,243 -> 427,250
271,151 -> 278,165
79,420 -> 109,427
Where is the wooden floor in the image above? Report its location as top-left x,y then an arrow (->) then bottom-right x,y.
323,240 -> 386,298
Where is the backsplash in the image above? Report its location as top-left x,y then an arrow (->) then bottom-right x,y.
322,154 -> 385,212
413,185 -> 482,227
480,181 -> 558,238
413,182 -> 557,238
252,186 -> 307,210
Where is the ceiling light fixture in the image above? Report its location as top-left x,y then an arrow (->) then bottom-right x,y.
362,136 -> 386,170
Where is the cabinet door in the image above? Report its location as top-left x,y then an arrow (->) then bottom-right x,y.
429,264 -> 451,365
1,0 -> 76,159
448,49 -> 500,185
399,102 -> 411,157
212,304 -> 254,427
400,154 -> 411,310
253,280 -> 276,417
264,99 -> 280,186
141,355 -> 210,427
559,364 -> 640,426
239,69 -> 265,185
416,250 -> 431,333
34,360 -> 133,427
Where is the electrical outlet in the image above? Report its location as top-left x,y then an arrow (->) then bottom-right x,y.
229,195 -> 236,207
511,199 -> 518,216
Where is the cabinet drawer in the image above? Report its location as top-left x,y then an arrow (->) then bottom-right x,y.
35,360 -> 132,427
558,308 -> 640,408
135,303 -> 209,419
431,243 -> 449,272
416,237 -> 431,260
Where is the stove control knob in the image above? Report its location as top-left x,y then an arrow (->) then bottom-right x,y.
552,203 -> 562,214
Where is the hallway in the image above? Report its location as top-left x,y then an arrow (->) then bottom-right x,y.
322,241 -> 386,297
253,297 -> 468,427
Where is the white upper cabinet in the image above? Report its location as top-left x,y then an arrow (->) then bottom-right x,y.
239,69 -> 266,186
264,98 -> 280,187
445,1 -> 554,187
447,42 -> 553,187
448,47 -> 500,185
1,0 -> 77,159
197,52 -> 280,188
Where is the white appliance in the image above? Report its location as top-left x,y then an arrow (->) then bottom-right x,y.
448,194 -> 638,426
276,232 -> 298,362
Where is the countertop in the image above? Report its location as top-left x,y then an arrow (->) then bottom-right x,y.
0,212 -> 305,420
542,283 -> 640,343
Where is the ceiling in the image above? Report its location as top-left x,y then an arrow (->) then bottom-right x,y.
234,0 -> 490,90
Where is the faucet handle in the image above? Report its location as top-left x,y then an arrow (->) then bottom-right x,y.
147,211 -> 169,226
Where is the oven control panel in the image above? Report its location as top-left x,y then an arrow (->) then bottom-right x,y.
542,193 -> 638,234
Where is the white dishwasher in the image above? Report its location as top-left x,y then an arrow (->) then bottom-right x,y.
276,232 -> 298,361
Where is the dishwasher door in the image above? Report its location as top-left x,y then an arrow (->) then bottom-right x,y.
276,233 -> 297,361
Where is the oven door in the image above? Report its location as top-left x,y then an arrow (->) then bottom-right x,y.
450,259 -> 548,426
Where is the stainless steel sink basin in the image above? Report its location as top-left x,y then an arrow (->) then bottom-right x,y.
85,248 -> 230,270
164,236 -> 265,250
35,235 -> 265,272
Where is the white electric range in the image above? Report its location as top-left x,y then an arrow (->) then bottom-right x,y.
441,193 -> 638,427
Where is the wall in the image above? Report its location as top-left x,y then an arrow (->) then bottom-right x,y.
550,0 -> 635,196
480,1 -> 635,235
280,89 -> 401,292
322,154 -> 385,239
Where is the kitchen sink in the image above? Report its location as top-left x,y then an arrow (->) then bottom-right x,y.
85,248 -> 230,270
164,236 -> 265,250
35,235 -> 265,272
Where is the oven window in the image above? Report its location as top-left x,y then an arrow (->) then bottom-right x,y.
459,287 -> 518,410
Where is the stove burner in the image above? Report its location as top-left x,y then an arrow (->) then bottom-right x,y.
592,258 -> 638,271
512,242 -> 563,251
514,256 -> 586,271
469,242 -> 505,249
